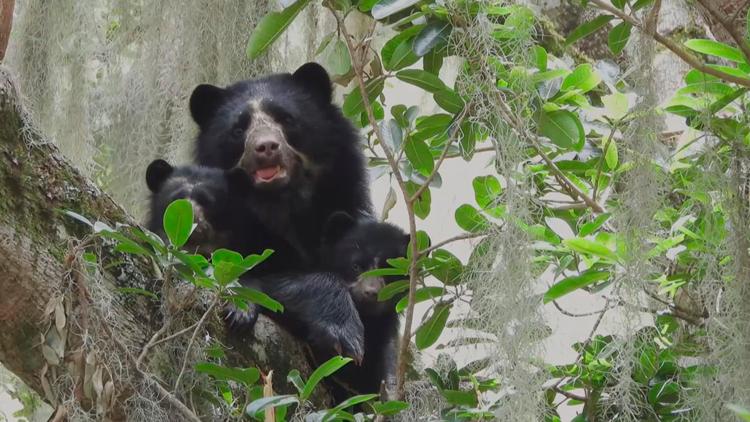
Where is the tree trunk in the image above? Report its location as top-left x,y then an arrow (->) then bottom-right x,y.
0,66 -> 328,419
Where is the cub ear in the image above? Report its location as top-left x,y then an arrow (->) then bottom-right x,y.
322,211 -> 356,244
146,159 -> 174,192
291,62 -> 332,103
189,84 -> 226,128
225,167 -> 252,195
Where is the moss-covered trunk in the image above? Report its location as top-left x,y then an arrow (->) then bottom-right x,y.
0,66 -> 327,419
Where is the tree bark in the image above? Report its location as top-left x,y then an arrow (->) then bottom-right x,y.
0,66 -> 328,418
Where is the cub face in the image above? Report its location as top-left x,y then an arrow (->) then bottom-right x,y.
145,159 -> 250,255
189,62 -> 347,192
321,212 -> 410,316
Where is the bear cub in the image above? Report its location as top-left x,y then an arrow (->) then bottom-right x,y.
145,159 -> 250,255
321,212 -> 409,401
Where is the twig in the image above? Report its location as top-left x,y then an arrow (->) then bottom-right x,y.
592,125 -> 618,202
588,0 -> 750,88
420,232 -> 486,257
695,0 -> 750,63
409,107 -> 470,203
328,4 -> 421,400
445,145 -> 495,159
174,297 -> 219,391
136,321 -> 171,369
553,298 -> 610,389
553,386 -> 587,402
551,300 -> 613,317
493,96 -> 606,213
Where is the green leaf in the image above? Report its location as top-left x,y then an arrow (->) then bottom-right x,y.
163,199 -> 194,249
382,25 -> 424,68
321,39 -> 351,76
473,175 -> 502,209
388,38 -> 420,71
415,303 -> 451,349
427,249 -> 463,285
603,137 -> 618,170
380,119 -> 403,152
423,48 -> 444,75
372,400 -> 410,415
441,389 -> 478,407
611,0 -> 626,9
371,0 -> 420,19
228,286 -> 284,312
116,287 -> 158,300
561,64 -> 601,93
302,356 -> 352,400
413,21 -> 451,57
632,0 -> 654,11
414,114 -> 452,140
246,0 -> 311,60
358,0 -> 379,12
115,239 -> 152,256
378,280 -> 409,301
195,363 -> 260,386
433,90 -> 464,113
454,204 -> 490,233
533,45 -> 548,71
405,181 -> 431,219
563,238 -> 620,262
543,271 -> 610,303
396,69 -> 448,93
404,138 -> 434,177
579,213 -> 611,237
608,21 -> 632,55
396,287 -> 444,313
326,394 -> 379,417
343,78 -> 385,118
537,109 -> 585,151
601,91 -> 628,120
684,39 -> 745,63
361,267 -> 408,277
565,15 -> 614,47
287,369 -> 305,394
245,395 -> 298,419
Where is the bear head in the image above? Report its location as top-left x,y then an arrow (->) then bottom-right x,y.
189,62 -> 359,193
321,212 -> 410,316
145,159 -> 251,255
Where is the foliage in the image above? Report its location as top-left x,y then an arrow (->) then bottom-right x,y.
245,0 -> 750,419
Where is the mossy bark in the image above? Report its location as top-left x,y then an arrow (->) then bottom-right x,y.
0,66 -> 329,417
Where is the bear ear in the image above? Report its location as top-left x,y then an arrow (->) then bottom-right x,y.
226,167 -> 252,195
292,62 -> 332,103
146,159 -> 174,192
322,211 -> 356,244
190,84 -> 227,128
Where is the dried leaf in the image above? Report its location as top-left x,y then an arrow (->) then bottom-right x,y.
55,299 -> 66,333
92,366 -> 104,399
40,363 -> 56,405
42,344 -> 60,365
264,370 -> 275,422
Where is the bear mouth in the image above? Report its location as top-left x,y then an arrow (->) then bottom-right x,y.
252,165 -> 288,185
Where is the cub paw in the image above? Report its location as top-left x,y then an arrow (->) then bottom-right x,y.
310,316 -> 365,364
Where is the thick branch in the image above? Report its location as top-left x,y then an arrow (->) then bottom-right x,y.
0,67 -> 329,415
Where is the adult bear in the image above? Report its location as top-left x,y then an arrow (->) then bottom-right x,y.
188,63 -> 373,359
189,62 -> 372,272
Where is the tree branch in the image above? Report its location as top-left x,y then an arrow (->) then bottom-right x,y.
589,0 -> 750,88
695,0 -> 750,63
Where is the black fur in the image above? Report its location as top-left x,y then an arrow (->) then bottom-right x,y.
320,213 -> 409,401
145,159 -> 250,255
229,213 -> 409,401
189,61 -> 372,258
189,63 -> 373,327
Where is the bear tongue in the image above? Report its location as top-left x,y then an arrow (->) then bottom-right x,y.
255,166 -> 280,181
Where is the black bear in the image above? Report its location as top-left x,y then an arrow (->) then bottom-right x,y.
237,212 -> 408,401
145,159 -> 250,255
188,62 -> 372,265
189,63 -> 374,355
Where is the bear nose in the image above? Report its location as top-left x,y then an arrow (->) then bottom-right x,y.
254,139 -> 280,156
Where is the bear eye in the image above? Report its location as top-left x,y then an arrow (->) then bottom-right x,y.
352,263 -> 362,273
232,127 -> 245,137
